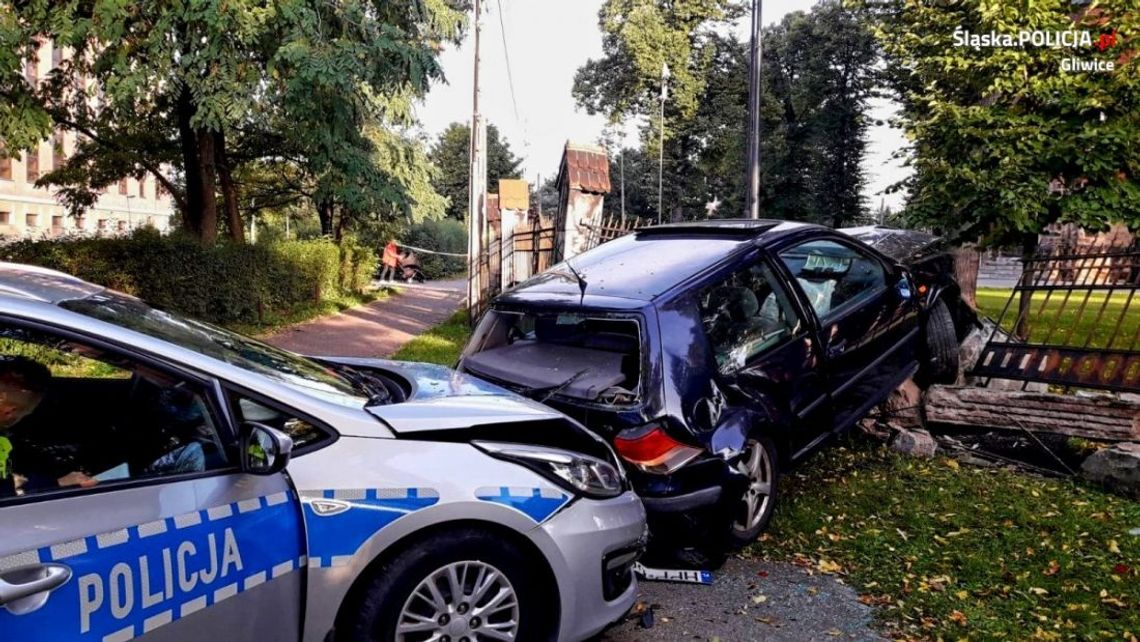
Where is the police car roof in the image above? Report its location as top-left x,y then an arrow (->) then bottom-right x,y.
0,262 -> 105,304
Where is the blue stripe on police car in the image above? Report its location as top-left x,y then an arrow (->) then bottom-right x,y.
0,491 -> 303,641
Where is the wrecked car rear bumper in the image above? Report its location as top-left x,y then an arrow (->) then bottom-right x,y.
640,485 -> 722,512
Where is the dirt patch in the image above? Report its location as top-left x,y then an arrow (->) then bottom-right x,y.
597,557 -> 883,641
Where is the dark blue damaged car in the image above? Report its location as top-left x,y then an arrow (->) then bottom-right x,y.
458,220 -> 967,566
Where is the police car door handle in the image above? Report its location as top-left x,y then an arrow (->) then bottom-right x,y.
0,563 -> 72,615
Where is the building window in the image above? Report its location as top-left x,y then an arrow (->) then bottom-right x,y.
138,178 -> 146,198
0,211 -> 9,224
52,133 -> 64,170
0,152 -> 10,181
97,219 -> 107,231
77,216 -> 86,230
51,45 -> 63,69
24,55 -> 37,85
146,216 -> 154,227
51,215 -> 63,235
118,179 -> 128,195
26,213 -> 39,228
26,147 -> 39,182
117,220 -> 127,232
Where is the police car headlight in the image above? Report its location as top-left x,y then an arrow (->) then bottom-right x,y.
473,441 -> 624,499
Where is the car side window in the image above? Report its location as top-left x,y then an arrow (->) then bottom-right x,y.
227,391 -> 331,451
778,240 -> 887,322
699,261 -> 802,373
0,324 -> 230,501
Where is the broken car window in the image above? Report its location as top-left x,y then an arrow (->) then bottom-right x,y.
699,261 -> 802,373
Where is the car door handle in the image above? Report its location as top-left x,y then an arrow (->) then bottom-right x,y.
827,340 -> 847,359
0,563 -> 72,615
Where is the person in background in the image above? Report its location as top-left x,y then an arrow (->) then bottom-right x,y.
380,238 -> 400,282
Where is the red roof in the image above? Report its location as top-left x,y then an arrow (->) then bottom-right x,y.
558,143 -> 611,194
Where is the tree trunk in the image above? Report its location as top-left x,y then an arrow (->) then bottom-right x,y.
334,206 -> 347,241
196,130 -> 219,246
318,200 -> 334,237
176,87 -> 203,237
953,243 -> 980,309
1014,232 -> 1037,339
214,130 -> 244,243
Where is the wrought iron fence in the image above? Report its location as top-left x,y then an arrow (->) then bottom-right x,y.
972,238 -> 1140,392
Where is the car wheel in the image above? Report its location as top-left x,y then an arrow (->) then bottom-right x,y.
728,436 -> 779,547
341,528 -> 555,642
922,298 -> 959,384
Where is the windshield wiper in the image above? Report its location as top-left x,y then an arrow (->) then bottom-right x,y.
334,364 -> 392,406
537,368 -> 590,403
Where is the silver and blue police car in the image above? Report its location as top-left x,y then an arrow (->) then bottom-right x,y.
0,263 -> 646,641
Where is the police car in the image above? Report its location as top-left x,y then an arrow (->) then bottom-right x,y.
0,264 -> 646,641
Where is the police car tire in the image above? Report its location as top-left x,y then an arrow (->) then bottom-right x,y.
341,528 -> 555,642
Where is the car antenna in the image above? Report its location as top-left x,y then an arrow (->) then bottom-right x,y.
566,260 -> 588,305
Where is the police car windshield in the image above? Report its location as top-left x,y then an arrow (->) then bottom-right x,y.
60,292 -> 369,407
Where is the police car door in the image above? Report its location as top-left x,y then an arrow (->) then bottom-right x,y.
0,321 -> 305,642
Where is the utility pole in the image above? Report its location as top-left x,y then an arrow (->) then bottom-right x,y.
745,0 -> 763,219
620,147 -> 626,225
467,0 -> 486,323
659,63 -> 670,225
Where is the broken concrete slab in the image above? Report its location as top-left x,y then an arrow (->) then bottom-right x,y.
890,428 -> 938,458
1080,442 -> 1140,499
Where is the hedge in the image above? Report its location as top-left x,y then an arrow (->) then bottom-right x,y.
0,229 -> 378,326
401,218 -> 467,280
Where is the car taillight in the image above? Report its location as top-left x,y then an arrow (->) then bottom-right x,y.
613,423 -> 703,474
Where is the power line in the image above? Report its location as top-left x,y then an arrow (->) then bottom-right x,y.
495,0 -> 521,126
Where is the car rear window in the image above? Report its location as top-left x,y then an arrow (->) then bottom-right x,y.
462,310 -> 642,406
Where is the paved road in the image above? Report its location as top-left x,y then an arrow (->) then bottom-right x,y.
264,279 -> 465,358
599,557 -> 882,642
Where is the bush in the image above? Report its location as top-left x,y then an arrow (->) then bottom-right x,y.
402,218 -> 468,280
1,229 -> 378,326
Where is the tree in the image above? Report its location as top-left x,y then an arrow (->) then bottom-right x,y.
873,1 -> 1140,244
0,0 -> 464,244
577,1 -> 878,225
429,122 -> 523,220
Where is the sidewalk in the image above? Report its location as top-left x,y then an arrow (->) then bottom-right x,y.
263,279 -> 465,358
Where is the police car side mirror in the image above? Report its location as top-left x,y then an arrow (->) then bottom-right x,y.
240,422 -> 293,475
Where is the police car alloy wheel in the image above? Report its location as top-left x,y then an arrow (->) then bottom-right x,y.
397,560 -> 519,641
340,528 -> 555,642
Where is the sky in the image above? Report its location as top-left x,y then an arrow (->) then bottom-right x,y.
414,0 -> 909,212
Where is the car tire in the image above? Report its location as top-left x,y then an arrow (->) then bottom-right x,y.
922,298 -> 959,384
340,528 -> 556,642
727,436 -> 779,547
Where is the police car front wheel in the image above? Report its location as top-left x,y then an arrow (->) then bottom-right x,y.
340,528 -> 556,642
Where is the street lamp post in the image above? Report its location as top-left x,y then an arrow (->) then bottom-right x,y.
745,0 -> 763,219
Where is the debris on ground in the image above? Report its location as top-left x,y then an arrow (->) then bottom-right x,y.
1080,442 -> 1140,499
889,427 -> 937,458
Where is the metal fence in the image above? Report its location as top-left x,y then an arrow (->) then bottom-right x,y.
466,215 -> 651,323
972,238 -> 1140,392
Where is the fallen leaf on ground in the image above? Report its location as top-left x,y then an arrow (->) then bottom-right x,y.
949,609 -> 968,625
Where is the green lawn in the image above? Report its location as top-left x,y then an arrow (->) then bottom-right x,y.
757,441 -> 1140,640
976,288 -> 1140,349
389,310 -> 471,365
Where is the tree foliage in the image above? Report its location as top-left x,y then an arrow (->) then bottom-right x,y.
581,0 -> 879,226
0,0 -> 463,244
429,121 -> 523,220
873,0 -> 1140,243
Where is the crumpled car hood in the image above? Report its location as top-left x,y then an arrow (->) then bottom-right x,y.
322,357 -> 565,434
840,225 -> 944,264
